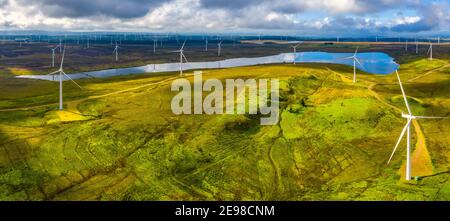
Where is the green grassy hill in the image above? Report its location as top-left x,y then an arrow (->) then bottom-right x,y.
0,57 -> 449,200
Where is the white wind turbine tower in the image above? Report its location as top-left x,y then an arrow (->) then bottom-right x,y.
415,39 -> 418,54
290,43 -> 302,64
18,39 -> 26,47
427,43 -> 433,60
340,47 -> 364,83
50,45 -> 60,67
153,39 -> 157,53
113,42 -> 120,62
405,40 -> 408,51
217,41 -> 223,57
47,47 -> 82,110
387,71 -> 447,181
172,41 -> 188,77
205,38 -> 208,51
59,38 -> 62,53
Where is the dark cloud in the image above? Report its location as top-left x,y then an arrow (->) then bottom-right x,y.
391,1 -> 449,32
200,0 -> 266,10
18,0 -> 169,18
391,20 -> 434,32
200,0 -> 420,15
314,16 -> 378,34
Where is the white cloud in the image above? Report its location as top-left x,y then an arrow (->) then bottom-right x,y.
0,0 -> 447,34
394,16 -> 421,25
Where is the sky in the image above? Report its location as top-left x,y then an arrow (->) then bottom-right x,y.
0,0 -> 448,36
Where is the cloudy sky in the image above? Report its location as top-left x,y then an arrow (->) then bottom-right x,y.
0,0 -> 448,36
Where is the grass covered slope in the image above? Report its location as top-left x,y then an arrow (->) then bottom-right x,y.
0,58 -> 449,200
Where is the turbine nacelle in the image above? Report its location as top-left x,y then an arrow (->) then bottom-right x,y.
401,112 -> 416,119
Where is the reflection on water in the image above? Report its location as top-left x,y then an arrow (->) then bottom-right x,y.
17,52 -> 398,81
292,52 -> 399,75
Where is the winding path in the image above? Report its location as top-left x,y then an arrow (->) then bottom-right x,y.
407,64 -> 450,82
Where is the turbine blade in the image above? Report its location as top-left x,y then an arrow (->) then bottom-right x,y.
182,53 -> 188,63
415,116 -> 448,119
47,70 -> 60,75
62,71 -> 82,89
354,46 -> 359,56
387,119 -> 412,165
181,40 -> 186,50
337,56 -> 354,60
60,47 -> 66,70
355,57 -> 364,69
395,70 -> 412,115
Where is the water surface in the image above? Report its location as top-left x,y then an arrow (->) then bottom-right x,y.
17,52 -> 399,81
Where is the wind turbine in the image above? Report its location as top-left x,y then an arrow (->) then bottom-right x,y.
50,45 -> 60,67
172,41 -> 188,77
59,38 -> 62,53
153,39 -> 157,53
47,47 -> 82,110
415,39 -> 418,54
387,71 -> 447,181
339,47 -> 364,83
290,43 -> 302,64
217,41 -> 223,57
205,38 -> 208,51
427,43 -> 433,60
17,38 -> 27,47
405,40 -> 408,52
113,42 -> 120,62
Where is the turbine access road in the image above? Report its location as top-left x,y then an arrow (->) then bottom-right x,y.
326,65 -> 447,180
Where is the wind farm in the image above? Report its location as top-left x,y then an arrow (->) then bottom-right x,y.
0,0 -> 449,203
